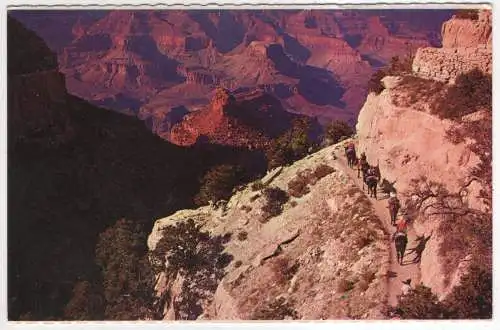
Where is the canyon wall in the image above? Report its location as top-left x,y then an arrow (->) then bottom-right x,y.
356,10 -> 491,298
413,10 -> 492,83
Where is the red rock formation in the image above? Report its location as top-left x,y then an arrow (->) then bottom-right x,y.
413,9 -> 492,83
169,87 -> 300,148
441,10 -> 491,48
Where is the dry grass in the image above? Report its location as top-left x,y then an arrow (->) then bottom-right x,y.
392,75 -> 446,109
270,256 -> 300,285
287,164 -> 335,198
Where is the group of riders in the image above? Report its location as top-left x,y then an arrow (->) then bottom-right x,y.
343,141 -> 409,266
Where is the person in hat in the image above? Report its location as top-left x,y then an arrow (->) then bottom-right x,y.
387,192 -> 401,226
401,279 -> 412,295
395,214 -> 409,234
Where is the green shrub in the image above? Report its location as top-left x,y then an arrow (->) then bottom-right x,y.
266,117 -> 315,169
194,164 -> 245,206
432,69 -> 492,119
261,187 -> 289,221
368,54 -> 415,95
323,120 -> 354,145
94,218 -> 157,320
395,284 -> 446,319
63,281 -> 103,320
150,218 -> 233,320
337,278 -> 356,293
237,231 -> 248,241
368,70 -> 387,94
313,164 -> 335,179
443,263 -> 492,319
287,171 -> 312,198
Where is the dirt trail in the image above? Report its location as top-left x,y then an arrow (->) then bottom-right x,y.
332,147 -> 421,307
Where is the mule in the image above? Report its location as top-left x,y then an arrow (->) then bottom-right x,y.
394,232 -> 408,265
346,148 -> 357,168
358,159 -> 369,179
388,203 -> 400,226
365,174 -> 378,198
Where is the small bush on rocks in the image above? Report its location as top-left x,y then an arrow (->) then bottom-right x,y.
251,297 -> 300,320
431,69 -> 491,120
261,187 -> 289,222
455,9 -> 479,20
237,231 -> 248,241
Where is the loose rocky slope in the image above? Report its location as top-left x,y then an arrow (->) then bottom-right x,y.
148,145 -> 391,320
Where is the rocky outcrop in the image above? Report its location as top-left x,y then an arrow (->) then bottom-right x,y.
148,145 -> 391,320
168,88 -> 305,148
441,10 -> 492,48
412,45 -> 491,83
412,9 -> 492,83
356,64 -> 488,299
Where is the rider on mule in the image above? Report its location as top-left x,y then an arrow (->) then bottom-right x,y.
387,192 -> 401,226
357,152 -> 369,178
393,218 -> 409,265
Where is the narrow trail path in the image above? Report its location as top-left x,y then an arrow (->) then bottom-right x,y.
332,147 -> 421,307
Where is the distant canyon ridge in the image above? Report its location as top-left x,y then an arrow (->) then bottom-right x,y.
12,9 -> 453,144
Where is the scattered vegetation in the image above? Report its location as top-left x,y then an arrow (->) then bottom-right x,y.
150,219 -> 233,320
237,231 -> 248,241
64,281 -> 104,320
261,187 -> 290,222
270,256 -> 300,285
240,205 -> 252,213
251,180 -> 265,191
404,176 -> 491,282
455,9 -> 479,20
431,69 -> 491,119
287,170 -> 312,198
392,75 -> 446,108
443,263 -> 492,318
288,165 -> 335,198
251,297 -> 300,320
322,120 -> 355,146
194,164 -> 245,206
394,263 -> 491,319
93,218 -> 159,320
368,54 -> 415,94
394,284 -> 446,319
266,117 -> 316,169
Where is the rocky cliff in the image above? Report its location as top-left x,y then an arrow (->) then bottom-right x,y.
412,10 -> 491,83
356,9 -> 491,299
147,145 -> 391,320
